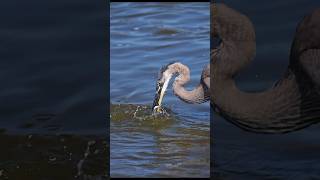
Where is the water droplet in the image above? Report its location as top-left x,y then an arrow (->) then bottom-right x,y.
49,157 -> 56,161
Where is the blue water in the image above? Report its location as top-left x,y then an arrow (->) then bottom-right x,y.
110,2 -> 210,178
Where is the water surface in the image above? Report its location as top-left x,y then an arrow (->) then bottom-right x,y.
110,2 -> 210,178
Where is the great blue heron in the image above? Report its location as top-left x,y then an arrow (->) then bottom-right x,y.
211,4 -> 320,133
152,62 -> 210,113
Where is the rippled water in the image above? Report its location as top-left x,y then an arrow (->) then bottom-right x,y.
110,2 -> 210,178
214,0 -> 320,179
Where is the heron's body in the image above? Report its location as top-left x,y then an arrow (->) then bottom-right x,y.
152,62 -> 210,113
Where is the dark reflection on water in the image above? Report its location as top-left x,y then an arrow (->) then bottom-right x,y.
213,0 -> 320,179
110,2 -> 210,178
0,0 -> 108,179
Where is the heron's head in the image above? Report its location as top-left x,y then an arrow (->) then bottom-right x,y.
152,62 -> 178,113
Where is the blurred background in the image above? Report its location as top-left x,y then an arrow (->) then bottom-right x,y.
0,0 -> 108,179
213,0 -> 320,179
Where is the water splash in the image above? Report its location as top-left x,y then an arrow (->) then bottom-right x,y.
110,104 -> 177,129
76,140 -> 96,178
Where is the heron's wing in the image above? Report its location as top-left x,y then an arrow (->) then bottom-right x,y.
201,64 -> 210,102
201,64 -> 210,89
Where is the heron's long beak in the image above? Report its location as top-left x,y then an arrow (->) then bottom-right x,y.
152,77 -> 171,113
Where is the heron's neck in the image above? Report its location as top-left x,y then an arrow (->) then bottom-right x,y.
170,63 -> 208,104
